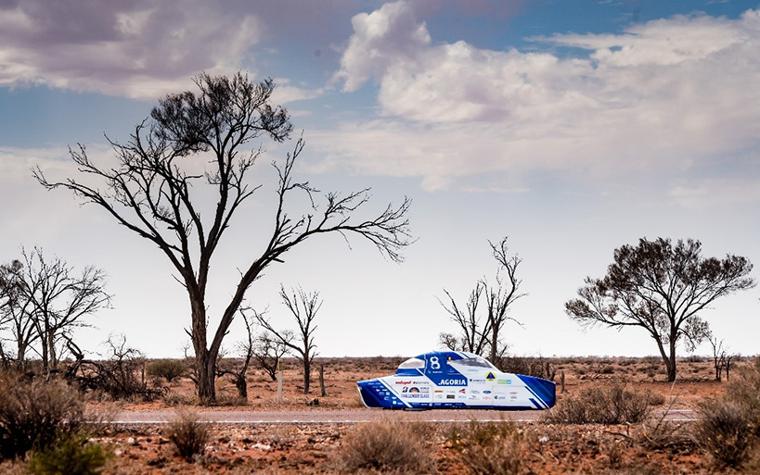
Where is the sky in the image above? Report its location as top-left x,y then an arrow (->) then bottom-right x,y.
1,0 -> 759,359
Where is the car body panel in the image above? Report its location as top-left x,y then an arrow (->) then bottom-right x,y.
357,351 -> 555,410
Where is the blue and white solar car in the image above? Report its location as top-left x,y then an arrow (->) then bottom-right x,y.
357,351 -> 555,410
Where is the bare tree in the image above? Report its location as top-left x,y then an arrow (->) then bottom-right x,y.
35,73 -> 412,404
256,286 -> 320,394
707,333 -> 727,382
439,236 -> 524,362
438,283 -> 490,354
566,237 -> 754,382
253,332 -> 290,382
0,259 -> 38,368
20,248 -> 111,373
483,237 -> 525,363
217,311 -> 255,400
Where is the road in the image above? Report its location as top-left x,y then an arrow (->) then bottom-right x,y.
110,408 -> 697,425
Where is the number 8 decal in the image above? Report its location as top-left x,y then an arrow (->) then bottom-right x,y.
429,356 -> 440,370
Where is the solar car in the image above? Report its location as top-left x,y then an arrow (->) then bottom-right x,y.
357,351 -> 555,410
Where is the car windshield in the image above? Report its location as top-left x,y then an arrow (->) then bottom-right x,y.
455,357 -> 494,368
398,358 -> 425,369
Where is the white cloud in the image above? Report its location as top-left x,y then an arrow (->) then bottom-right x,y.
0,0 -> 321,101
325,2 -> 760,197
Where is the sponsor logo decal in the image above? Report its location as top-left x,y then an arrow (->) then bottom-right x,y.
486,372 -> 496,381
497,379 -> 512,385
439,378 -> 467,386
458,388 -> 467,394
483,390 -> 492,394
471,390 -> 480,394
446,394 -> 456,400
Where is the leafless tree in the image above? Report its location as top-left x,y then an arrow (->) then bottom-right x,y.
256,286 -> 320,394
483,237 -> 525,362
707,333 -> 727,382
439,236 -> 524,362
35,73 -> 412,404
253,332 -> 290,382
19,248 -> 111,373
566,237 -> 754,382
438,283 -> 490,354
217,311 -> 256,400
0,259 -> 38,368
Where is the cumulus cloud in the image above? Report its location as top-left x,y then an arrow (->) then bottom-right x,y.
0,0 -> 318,101
326,2 -> 760,196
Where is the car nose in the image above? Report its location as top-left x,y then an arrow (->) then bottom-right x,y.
356,379 -> 385,408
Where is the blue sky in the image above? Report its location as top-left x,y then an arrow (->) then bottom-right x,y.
2,0 -> 759,359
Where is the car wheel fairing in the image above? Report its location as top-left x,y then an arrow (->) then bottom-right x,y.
356,351 -> 556,410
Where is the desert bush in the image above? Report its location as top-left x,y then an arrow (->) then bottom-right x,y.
335,419 -> 429,473
690,359 -> 760,469
167,411 -> 209,461
693,398 -> 755,469
0,373 -> 85,459
544,383 -> 652,424
146,359 -> 186,382
27,434 -> 109,475
724,358 -> 760,435
448,420 -> 527,475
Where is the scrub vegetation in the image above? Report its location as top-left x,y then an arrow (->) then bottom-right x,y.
0,358 -> 759,473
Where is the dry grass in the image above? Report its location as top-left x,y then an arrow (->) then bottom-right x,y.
544,383 -> 653,424
167,410 -> 210,461
447,420 -> 528,475
335,419 -> 431,473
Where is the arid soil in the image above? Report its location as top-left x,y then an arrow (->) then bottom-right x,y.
4,356 -> 750,474
103,355 -> 731,413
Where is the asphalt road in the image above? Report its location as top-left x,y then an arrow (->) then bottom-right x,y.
111,408 -> 697,425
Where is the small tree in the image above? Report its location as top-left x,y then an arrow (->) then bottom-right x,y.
253,332 -> 290,382
566,237 -> 754,382
439,236 -> 524,362
707,334 -> 727,382
256,286 -> 320,394
0,259 -> 37,368
217,311 -> 256,400
438,283 -> 489,354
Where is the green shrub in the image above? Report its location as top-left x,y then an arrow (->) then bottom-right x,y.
448,420 -> 526,475
544,383 -> 652,424
146,359 -> 186,383
0,373 -> 84,459
27,434 -> 109,475
167,411 -> 209,461
336,419 -> 429,473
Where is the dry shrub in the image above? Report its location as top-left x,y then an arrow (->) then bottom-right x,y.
146,359 -> 186,383
694,398 -> 755,469
336,419 -> 429,473
27,434 -> 110,475
692,358 -> 760,469
544,383 -> 652,424
0,372 -> 85,459
447,420 -> 527,475
167,410 -> 209,461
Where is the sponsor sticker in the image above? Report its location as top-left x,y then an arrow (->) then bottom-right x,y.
446,394 -> 456,400
486,372 -> 496,381
483,390 -> 492,394
497,379 -> 512,385
439,378 -> 467,386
